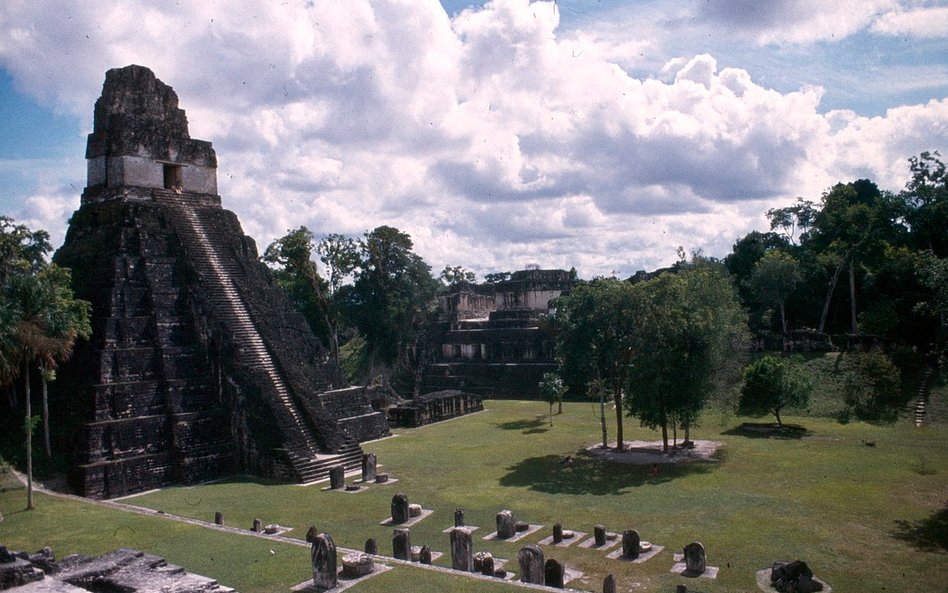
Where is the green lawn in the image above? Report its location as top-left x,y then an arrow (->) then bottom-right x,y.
2,399 -> 947,593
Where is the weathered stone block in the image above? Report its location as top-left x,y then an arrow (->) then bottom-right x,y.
496,510 -> 516,539
518,545 -> 544,585
392,493 -> 410,524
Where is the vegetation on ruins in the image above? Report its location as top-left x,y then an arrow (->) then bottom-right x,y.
342,225 -> 439,372
738,355 -> 812,426
438,265 -> 477,287
719,152 -> 948,425
727,152 -> 947,359
260,153 -> 946,426
265,224 -> 438,386
838,350 -> 903,423
746,250 -> 802,350
262,227 -> 338,361
0,216 -> 91,509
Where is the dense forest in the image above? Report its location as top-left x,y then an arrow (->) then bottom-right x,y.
259,152 -> 948,445
262,151 -> 944,377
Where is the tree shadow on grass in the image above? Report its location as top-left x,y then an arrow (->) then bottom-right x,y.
721,423 -> 810,440
495,416 -> 550,434
498,451 -> 714,496
892,505 -> 948,552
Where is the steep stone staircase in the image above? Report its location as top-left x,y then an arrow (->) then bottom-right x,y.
283,438 -> 364,484
157,191 -> 344,480
909,366 -> 936,427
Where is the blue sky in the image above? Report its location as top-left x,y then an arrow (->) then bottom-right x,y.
1,0 -> 946,276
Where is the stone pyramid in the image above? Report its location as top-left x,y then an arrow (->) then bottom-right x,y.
52,65 -> 389,499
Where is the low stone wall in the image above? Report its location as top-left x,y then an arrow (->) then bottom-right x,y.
388,390 -> 483,427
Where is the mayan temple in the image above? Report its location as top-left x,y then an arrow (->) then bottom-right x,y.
51,65 -> 389,499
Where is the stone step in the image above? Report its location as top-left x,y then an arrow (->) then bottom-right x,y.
168,202 -> 320,457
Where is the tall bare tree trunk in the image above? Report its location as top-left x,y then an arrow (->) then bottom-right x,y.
303,267 -> 340,369
849,260 -> 858,334
818,254 -> 849,334
24,362 -> 34,510
42,375 -> 51,458
779,300 -> 788,351
613,382 -> 624,451
660,399 -> 669,453
599,389 -> 608,448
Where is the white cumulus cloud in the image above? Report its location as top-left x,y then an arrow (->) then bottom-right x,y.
0,0 -> 945,276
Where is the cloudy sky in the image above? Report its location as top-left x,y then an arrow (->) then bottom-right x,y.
1,0 -> 946,278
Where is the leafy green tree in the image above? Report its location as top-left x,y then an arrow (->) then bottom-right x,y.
748,250 -> 802,348
316,233 -> 359,296
346,226 -> 439,374
439,265 -> 477,287
263,227 -> 339,363
1,248 -> 91,510
724,231 -> 791,340
767,197 -> 817,245
552,278 -> 638,450
808,180 -> 903,334
915,251 -> 948,361
724,231 -> 789,284
483,271 -> 511,283
625,259 -> 748,451
0,216 -> 51,283
738,355 -> 812,426
842,351 -> 903,423
901,151 -> 948,257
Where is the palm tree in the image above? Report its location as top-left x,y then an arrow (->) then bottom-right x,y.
1,265 -> 91,509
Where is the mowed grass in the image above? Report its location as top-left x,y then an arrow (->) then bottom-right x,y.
3,399 -> 947,593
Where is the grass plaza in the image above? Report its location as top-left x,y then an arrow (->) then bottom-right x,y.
2,394 -> 946,593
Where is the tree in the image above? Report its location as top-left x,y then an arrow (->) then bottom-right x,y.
586,378 -> 609,448
807,180 -> 903,334
539,372 -> 566,423
625,259 -> 748,452
901,151 -> 948,257
346,226 -> 439,374
553,278 -> 638,450
724,231 -> 789,284
748,250 -> 802,349
915,251 -> 948,361
483,271 -> 511,284
263,227 -> 340,363
1,217 -> 92,509
842,351 -> 903,423
316,233 -> 359,296
738,355 -> 812,426
1,262 -> 91,509
767,197 -> 817,245
0,216 -> 51,284
439,265 -> 477,287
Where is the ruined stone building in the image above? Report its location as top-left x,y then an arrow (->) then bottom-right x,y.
418,269 -> 575,398
52,65 -> 389,499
